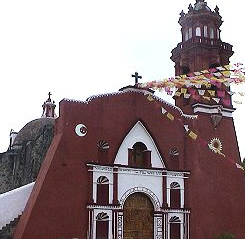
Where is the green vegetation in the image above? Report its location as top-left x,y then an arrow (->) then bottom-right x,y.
214,233 -> 235,239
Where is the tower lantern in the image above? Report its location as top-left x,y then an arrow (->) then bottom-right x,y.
171,0 -> 233,75
41,92 -> 57,118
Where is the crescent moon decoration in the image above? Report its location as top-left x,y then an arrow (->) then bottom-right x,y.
75,124 -> 88,137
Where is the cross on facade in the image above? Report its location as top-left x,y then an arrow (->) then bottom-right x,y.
131,72 -> 142,84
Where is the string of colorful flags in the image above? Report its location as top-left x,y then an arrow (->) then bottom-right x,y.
145,93 -> 244,171
139,63 -> 245,105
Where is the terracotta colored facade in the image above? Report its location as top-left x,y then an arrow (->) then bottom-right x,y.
14,1 -> 245,239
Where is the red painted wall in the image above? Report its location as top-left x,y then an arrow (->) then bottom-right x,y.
13,90 -> 245,239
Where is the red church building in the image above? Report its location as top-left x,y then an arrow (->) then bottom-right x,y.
13,1 -> 245,239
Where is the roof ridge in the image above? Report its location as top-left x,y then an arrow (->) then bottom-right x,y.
63,89 -> 198,119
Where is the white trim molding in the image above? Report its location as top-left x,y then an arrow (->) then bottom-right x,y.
192,103 -> 235,117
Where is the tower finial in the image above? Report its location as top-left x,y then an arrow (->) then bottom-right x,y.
214,5 -> 219,13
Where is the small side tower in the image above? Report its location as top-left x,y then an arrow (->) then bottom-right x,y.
41,92 -> 57,118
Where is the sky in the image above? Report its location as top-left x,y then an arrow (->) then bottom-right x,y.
0,0 -> 245,160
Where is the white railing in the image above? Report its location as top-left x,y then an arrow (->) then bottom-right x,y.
0,182 -> 34,230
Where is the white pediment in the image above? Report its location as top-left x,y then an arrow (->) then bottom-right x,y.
114,121 -> 165,168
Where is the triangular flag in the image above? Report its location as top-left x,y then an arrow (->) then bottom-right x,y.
234,101 -> 242,104
184,125 -> 189,132
236,163 -> 244,170
194,71 -> 202,76
209,68 -> 217,73
238,92 -> 245,96
216,66 -> 226,71
205,83 -> 212,89
184,94 -> 191,99
181,88 -> 187,94
213,72 -> 222,77
195,84 -> 202,88
201,70 -> 209,74
166,113 -> 174,121
185,82 -> 192,87
224,65 -> 231,70
198,90 -> 205,95
174,92 -> 181,97
161,107 -> 167,115
208,90 -> 215,97
192,95 -> 200,100
217,91 -> 225,98
203,96 -> 211,101
222,71 -> 231,77
213,98 -> 220,103
147,95 -> 154,101
188,88 -> 196,95
227,91 -> 235,96
189,131 -> 198,140
223,82 -> 231,87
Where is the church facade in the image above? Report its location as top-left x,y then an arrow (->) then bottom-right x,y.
9,1 -> 245,239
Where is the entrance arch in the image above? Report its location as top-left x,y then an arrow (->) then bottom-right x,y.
123,193 -> 154,239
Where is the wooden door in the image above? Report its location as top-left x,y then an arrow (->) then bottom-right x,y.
123,193 -> 154,239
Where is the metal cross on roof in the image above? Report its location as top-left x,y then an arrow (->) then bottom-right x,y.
48,92 -> 52,99
131,72 -> 142,84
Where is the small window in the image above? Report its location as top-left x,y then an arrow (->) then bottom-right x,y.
204,26 -> 208,37
97,176 -> 109,204
217,29 -> 220,39
188,27 -> 192,39
210,27 -> 214,38
170,222 -> 181,239
185,30 -> 188,41
170,182 -> 181,208
96,212 -> 109,239
132,142 -> 147,167
195,26 -> 201,36
169,216 -> 181,239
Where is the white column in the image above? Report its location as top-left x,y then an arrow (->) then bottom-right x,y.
166,188 -> 170,207
181,188 -> 184,208
108,219 -> 113,239
92,212 -> 96,239
109,183 -> 113,204
93,182 -> 97,203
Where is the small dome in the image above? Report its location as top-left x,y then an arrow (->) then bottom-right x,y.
194,0 -> 211,11
13,118 -> 55,146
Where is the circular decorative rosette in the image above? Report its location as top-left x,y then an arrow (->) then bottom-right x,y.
208,138 -> 225,157
75,124 -> 88,137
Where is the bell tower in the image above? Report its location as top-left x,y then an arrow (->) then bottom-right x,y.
171,0 -> 234,114
171,0 -> 233,75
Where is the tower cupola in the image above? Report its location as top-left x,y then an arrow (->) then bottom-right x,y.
171,0 -> 233,75
41,92 -> 57,118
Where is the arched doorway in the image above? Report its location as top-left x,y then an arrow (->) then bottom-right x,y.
123,193 -> 154,239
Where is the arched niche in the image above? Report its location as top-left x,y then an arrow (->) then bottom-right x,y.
114,121 -> 165,168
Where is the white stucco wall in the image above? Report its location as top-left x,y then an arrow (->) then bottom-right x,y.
117,167 -> 163,210
114,121 -> 165,168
